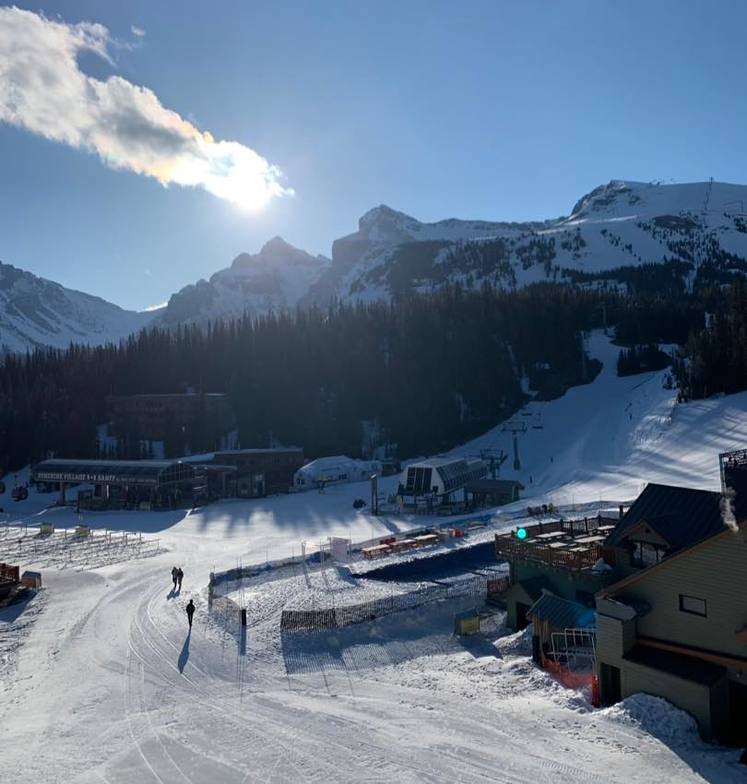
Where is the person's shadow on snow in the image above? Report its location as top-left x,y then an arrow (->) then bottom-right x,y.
167,589 -> 176,600
178,630 -> 191,673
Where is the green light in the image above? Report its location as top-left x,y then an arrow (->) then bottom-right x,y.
516,527 -> 527,540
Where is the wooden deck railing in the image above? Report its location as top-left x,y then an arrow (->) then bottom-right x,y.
495,535 -> 604,571
0,563 -> 20,583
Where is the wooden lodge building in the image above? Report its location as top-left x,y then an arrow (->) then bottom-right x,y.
495,449 -> 747,745
105,392 -> 235,444
211,448 -> 304,498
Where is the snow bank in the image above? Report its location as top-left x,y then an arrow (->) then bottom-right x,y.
493,623 -> 534,656
598,693 -> 701,746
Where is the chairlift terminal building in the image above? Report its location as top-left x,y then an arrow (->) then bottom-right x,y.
398,457 -> 488,507
32,458 -> 230,510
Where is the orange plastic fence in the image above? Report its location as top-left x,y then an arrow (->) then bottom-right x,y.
540,653 -> 600,707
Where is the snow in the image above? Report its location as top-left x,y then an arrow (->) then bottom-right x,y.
0,261 -> 156,354
7,180 -> 747,354
158,238 -> 331,327
328,180 -> 747,305
2,332 -> 747,782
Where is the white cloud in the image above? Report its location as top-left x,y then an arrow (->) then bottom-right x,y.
130,24 -> 145,38
0,7 -> 293,211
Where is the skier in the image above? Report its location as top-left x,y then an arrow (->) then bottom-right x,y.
171,566 -> 178,590
186,599 -> 195,628
177,567 -> 184,591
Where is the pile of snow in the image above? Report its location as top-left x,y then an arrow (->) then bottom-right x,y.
493,623 -> 534,657
598,694 -> 701,746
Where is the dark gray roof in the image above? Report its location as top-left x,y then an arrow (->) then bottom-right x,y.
436,459 -> 488,493
32,459 -> 191,483
607,483 -> 736,552
527,591 -> 596,629
624,645 -> 726,686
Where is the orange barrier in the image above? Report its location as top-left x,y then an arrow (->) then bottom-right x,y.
540,653 -> 600,706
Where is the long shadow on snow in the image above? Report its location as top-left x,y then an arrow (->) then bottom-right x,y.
280,594 -> 482,675
0,589 -> 37,624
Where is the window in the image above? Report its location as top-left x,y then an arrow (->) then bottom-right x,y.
679,594 -> 707,617
632,541 -> 665,568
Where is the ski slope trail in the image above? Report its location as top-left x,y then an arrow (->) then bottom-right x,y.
2,548 -> 742,782
2,331 -> 747,781
454,331 -> 747,507
2,561 -> 732,784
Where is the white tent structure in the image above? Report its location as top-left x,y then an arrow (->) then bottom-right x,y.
293,456 -> 382,490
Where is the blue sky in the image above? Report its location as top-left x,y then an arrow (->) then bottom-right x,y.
1,0 -> 747,310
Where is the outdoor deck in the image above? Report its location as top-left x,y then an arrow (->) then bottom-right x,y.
494,516 -> 617,571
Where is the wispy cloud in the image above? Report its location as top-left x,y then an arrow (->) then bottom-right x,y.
130,24 -> 145,38
0,7 -> 293,211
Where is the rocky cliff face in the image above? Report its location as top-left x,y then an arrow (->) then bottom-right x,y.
7,180 -> 747,352
302,180 -> 747,303
0,261 -> 156,354
159,237 -> 331,326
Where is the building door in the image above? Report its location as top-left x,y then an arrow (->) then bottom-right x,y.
728,682 -> 747,745
599,663 -> 622,705
516,602 -> 531,631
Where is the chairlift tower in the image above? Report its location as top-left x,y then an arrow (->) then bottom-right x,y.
502,421 -> 526,471
478,448 -> 507,479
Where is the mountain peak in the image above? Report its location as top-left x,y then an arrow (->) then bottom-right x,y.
357,204 -> 421,243
260,236 -> 298,256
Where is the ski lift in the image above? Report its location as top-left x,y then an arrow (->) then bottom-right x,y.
532,413 -> 544,430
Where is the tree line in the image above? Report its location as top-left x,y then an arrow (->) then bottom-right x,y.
0,284 -> 602,472
2,277 -> 745,475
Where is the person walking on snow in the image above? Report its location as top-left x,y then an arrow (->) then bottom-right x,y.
177,567 -> 183,591
186,599 -> 195,628
171,566 -> 178,590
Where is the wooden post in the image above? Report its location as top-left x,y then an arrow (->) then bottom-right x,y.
371,474 -> 379,516
240,607 -> 247,626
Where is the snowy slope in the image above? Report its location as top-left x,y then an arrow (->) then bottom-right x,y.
7,180 -> 747,342
450,330 -> 747,509
305,180 -> 747,305
0,261 -> 157,354
158,237 -> 330,326
2,333 -> 747,782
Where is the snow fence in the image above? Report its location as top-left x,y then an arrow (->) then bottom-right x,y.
279,575 -> 488,632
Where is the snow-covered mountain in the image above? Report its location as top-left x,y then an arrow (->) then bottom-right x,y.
7,180 -> 747,349
158,237 -> 331,326
305,180 -> 747,302
0,261 -> 157,355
